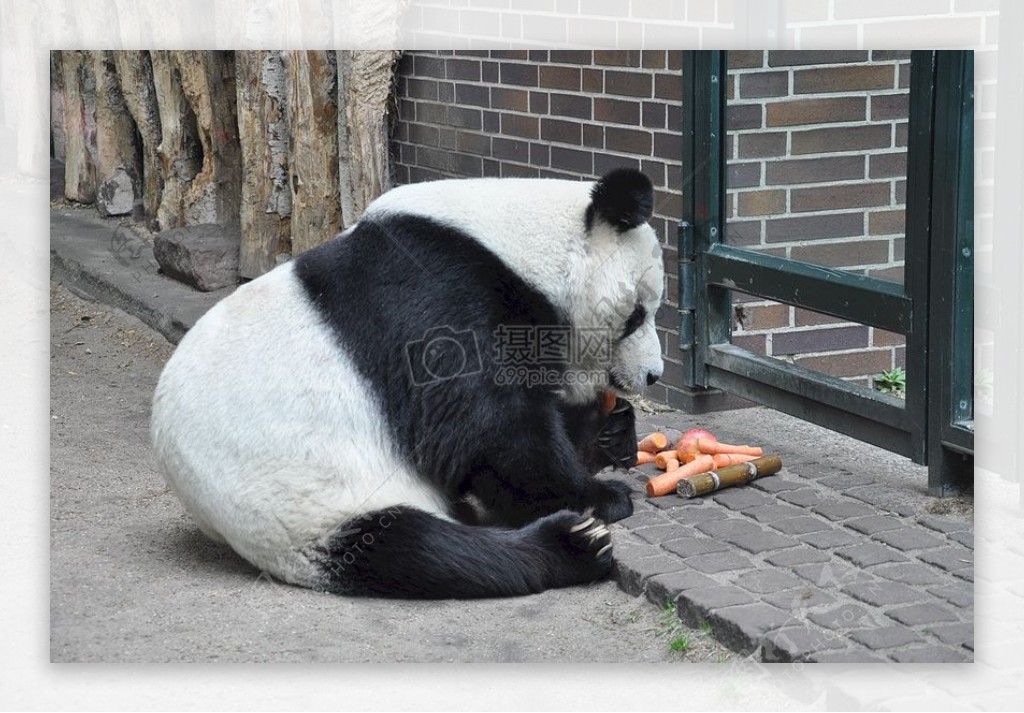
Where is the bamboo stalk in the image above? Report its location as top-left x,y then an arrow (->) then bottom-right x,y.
676,455 -> 783,498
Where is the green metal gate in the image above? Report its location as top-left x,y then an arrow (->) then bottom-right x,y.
678,50 -> 974,494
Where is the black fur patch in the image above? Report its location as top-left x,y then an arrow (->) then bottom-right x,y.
586,168 -> 654,233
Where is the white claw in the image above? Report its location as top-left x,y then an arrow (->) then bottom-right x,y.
569,516 -> 596,533
596,543 -> 613,557
587,525 -> 610,540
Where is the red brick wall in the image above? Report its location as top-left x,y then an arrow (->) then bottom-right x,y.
391,50 -> 910,406
724,50 -> 910,388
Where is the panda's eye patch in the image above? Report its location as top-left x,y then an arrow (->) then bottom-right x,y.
621,304 -> 646,339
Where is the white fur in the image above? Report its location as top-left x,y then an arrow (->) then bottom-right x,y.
151,262 -> 451,587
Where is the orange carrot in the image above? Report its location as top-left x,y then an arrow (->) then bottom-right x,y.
638,432 -> 669,454
695,438 -> 763,457
663,457 -> 680,472
711,453 -> 759,468
636,451 -> 657,465
645,454 -> 715,497
600,391 -> 618,415
654,449 -> 679,470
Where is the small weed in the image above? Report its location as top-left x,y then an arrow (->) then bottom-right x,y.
874,367 -> 907,398
702,620 -> 713,635
669,634 -> 691,653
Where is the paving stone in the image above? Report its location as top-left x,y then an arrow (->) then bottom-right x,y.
811,500 -> 876,521
741,502 -> 805,523
749,475 -> 806,493
675,585 -> 755,627
613,554 -> 690,596
632,524 -> 691,545
707,603 -> 797,655
764,546 -> 831,566
949,530 -> 973,549
725,529 -> 801,554
646,495 -> 705,510
835,542 -> 909,567
768,516 -> 834,536
844,485 -> 906,511
764,587 -> 836,612
888,645 -> 970,663
761,624 -> 845,662
809,602 -> 883,631
660,535 -> 730,559
844,514 -> 907,535
616,510 -> 670,530
790,462 -> 846,480
799,528 -> 860,549
926,582 -> 974,608
711,487 -> 772,511
952,567 -> 973,582
644,570 -> 719,607
684,551 -> 755,574
850,624 -> 923,650
917,514 -> 970,534
732,568 -> 806,595
886,602 -> 960,627
807,648 -> 886,662
777,488 -> 829,507
664,506 -> 729,524
842,579 -> 926,607
608,535 -> 663,562
871,562 -> 947,586
871,526 -> 946,551
793,561 -> 863,589
816,472 -> 876,490
694,517 -> 762,538
917,546 -> 974,572
926,622 -> 973,647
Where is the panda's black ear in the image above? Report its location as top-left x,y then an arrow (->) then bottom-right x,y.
586,168 -> 654,233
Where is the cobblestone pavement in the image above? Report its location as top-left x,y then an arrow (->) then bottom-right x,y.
602,407 -> 974,663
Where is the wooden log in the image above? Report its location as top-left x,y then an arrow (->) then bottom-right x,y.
149,50 -> 202,230
170,50 -> 242,226
337,50 -> 400,225
286,50 -> 340,255
112,51 -> 163,223
92,50 -> 143,217
50,51 -> 66,162
60,50 -> 97,204
235,50 -> 291,279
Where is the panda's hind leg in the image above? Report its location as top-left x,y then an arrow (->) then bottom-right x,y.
312,506 -> 613,599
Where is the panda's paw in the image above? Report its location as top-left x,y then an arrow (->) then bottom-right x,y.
586,479 -> 635,524
536,511 -> 615,579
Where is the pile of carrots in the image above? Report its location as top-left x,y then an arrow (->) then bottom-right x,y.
637,428 -> 764,497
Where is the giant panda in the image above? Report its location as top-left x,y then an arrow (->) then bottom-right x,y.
151,167 -> 665,599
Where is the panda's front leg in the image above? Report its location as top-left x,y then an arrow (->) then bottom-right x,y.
468,400 -> 634,527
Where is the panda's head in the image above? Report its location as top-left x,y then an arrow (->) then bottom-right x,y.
574,168 -> 664,399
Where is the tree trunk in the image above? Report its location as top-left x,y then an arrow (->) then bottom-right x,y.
286,50 -> 340,255
149,50 -> 202,230
112,51 -> 163,223
50,51 -> 66,162
92,50 -> 143,217
337,50 -> 400,225
60,50 -> 97,204
170,50 -> 242,226
235,50 -> 291,279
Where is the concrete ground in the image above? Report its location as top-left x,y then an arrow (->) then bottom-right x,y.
49,283 -> 738,664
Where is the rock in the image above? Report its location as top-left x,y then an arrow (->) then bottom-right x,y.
96,168 -> 135,217
153,224 -> 240,292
